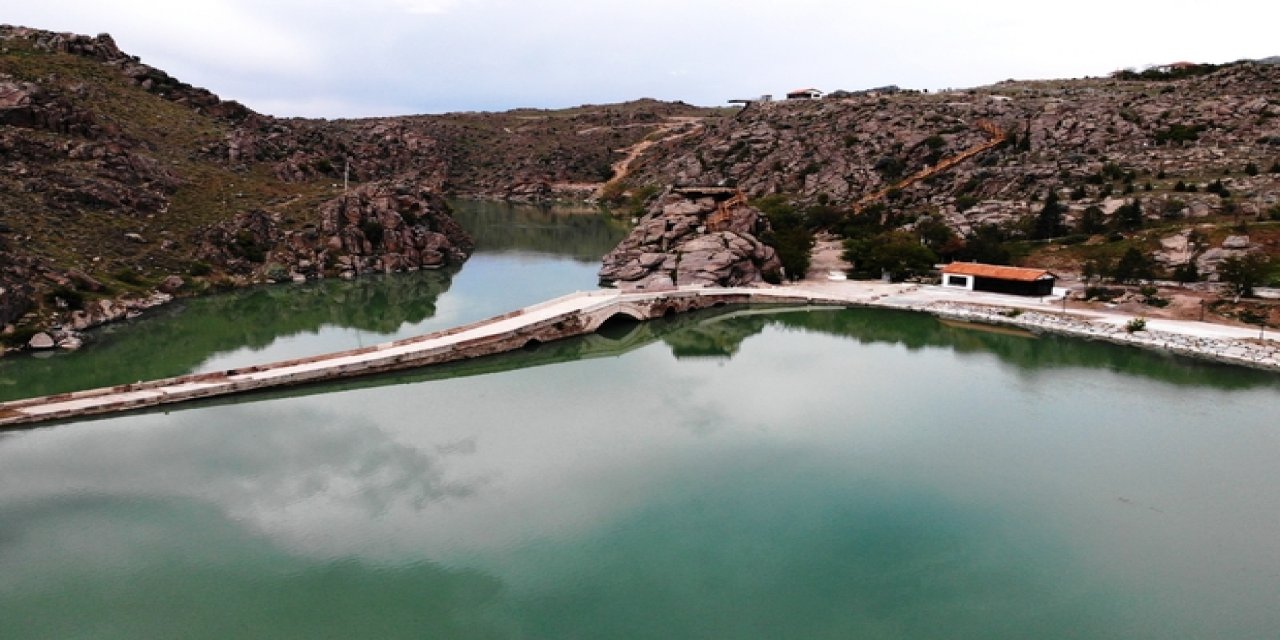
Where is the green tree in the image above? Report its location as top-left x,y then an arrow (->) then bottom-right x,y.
1082,257 -> 1112,284
757,196 -> 814,281
873,155 -> 907,180
1112,199 -> 1144,231
1172,261 -> 1200,283
767,226 -> 814,281
959,224 -> 1011,265
915,216 -> 957,253
1219,253 -> 1272,299
1031,190 -> 1066,239
843,231 -> 937,281
1110,247 -> 1155,284
1075,205 -> 1106,235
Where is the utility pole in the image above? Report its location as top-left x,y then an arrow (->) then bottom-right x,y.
343,158 -> 350,194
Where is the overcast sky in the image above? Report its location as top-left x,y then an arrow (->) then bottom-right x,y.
7,1 -> 1277,118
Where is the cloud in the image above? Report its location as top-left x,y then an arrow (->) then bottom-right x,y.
5,0 -> 1277,117
387,0 -> 464,14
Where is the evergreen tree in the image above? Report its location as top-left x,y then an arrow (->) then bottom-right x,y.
1110,247 -> 1155,283
1113,199 -> 1144,231
959,224 -> 1011,265
1219,253 -> 1271,299
1075,205 -> 1106,234
1032,191 -> 1066,239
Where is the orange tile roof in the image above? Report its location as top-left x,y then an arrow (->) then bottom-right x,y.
942,262 -> 1054,282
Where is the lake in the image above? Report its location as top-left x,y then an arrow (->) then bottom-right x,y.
1,201 -> 1278,639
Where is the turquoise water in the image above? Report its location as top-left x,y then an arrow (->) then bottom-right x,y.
0,200 -> 626,401
1,203 -> 1278,638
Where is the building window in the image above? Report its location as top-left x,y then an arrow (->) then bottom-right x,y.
946,275 -> 967,287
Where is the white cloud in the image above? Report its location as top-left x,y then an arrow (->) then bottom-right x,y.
5,0 -> 1278,117
387,0 -> 464,14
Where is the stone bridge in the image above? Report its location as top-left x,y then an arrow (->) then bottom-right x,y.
0,286 -> 844,428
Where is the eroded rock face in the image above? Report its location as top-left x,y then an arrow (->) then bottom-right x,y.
194,180 -> 474,280
0,281 -> 32,328
600,190 -> 781,288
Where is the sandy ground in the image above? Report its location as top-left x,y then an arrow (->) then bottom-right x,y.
804,233 -> 853,281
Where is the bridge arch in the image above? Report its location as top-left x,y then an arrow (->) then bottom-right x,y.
584,302 -> 650,332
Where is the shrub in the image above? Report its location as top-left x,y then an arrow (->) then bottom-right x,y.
1126,317 -> 1147,333
112,267 -> 145,286
44,285 -> 85,310
188,261 -> 212,277
1239,309 -> 1267,325
1219,253 -> 1272,298
1154,124 -> 1207,145
1112,200 -> 1145,231
1076,206 -> 1107,235
233,230 -> 266,263
1172,262 -> 1199,283
360,219 -> 385,247
1085,286 -> 1121,301
873,155 -> 906,180
1140,285 -> 1169,308
263,263 -> 290,283
1110,247 -> 1155,284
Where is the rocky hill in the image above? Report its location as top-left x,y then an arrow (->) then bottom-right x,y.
0,26 -> 717,348
627,64 -> 1279,217
2,24 -> 1278,348
618,62 -> 1280,306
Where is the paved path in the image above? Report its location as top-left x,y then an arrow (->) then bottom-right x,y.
0,287 -> 834,428
3,281 -> 1275,429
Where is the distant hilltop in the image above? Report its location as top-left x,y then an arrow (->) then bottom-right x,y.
1,23 -> 1278,347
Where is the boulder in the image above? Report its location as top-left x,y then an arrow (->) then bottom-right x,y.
1222,235 -> 1251,250
157,275 -> 185,294
600,189 -> 782,287
28,332 -> 55,350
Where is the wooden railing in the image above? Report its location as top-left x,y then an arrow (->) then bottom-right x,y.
708,191 -> 747,231
851,119 -> 1007,215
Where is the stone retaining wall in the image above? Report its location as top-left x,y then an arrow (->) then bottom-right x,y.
917,301 -> 1280,372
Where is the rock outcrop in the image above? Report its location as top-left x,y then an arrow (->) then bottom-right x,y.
599,189 -> 782,288
626,63 -> 1280,233
196,180 -> 473,281
1,25 -> 721,348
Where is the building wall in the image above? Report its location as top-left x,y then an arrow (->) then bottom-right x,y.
943,274 -> 975,290
972,276 -> 1055,297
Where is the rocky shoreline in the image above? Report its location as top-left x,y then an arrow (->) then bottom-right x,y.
914,300 -> 1279,372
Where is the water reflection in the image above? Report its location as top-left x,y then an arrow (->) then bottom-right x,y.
1,305 -> 1277,637
768,308 -> 1280,390
1,201 -> 627,402
448,200 -> 628,263
0,271 -> 455,401
0,495 -> 511,639
489,457 -> 1112,639
27,305 -> 1274,425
